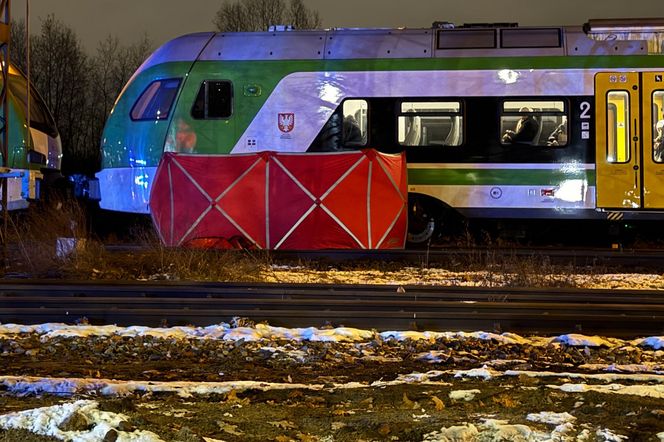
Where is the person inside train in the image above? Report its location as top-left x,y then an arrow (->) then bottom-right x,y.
342,114 -> 363,145
654,119 -> 664,162
502,107 -> 540,144
547,116 -> 567,146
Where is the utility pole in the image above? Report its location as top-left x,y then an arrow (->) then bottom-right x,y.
0,0 -> 9,268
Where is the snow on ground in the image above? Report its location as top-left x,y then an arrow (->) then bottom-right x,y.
422,418 -> 579,442
2,370 -> 663,441
1,322 -> 664,441
0,400 -> 165,442
4,367 -> 662,399
1,322 -> 662,350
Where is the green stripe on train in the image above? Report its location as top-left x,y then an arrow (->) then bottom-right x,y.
203,55 -> 664,73
407,168 -> 595,186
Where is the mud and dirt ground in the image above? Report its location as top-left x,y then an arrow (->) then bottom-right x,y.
1,331 -> 663,441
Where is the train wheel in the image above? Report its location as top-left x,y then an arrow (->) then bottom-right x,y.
407,197 -> 441,246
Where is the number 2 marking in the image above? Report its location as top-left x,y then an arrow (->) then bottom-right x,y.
580,101 -> 591,119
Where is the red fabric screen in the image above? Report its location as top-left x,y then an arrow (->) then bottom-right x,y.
150,150 -> 407,250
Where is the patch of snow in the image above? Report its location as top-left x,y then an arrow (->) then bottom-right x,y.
634,336 -> 664,350
526,411 -> 576,425
578,363 -> 664,373
3,323 -> 663,360
505,370 -> 664,384
0,374 -> 455,399
0,400 -> 164,441
553,421 -> 576,435
422,423 -> 479,441
449,389 -> 481,401
221,324 -> 374,342
551,383 -> 664,399
390,371 -> 446,383
596,428 -> 629,441
416,350 -> 450,363
378,330 -> 531,344
454,366 -> 497,380
423,419 -> 548,441
380,330 -> 455,341
552,334 -> 617,347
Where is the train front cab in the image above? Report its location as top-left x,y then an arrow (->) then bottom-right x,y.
595,72 -> 664,214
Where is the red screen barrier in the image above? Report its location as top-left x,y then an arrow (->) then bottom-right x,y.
150,150 -> 407,250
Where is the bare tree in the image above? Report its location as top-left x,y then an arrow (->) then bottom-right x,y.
28,15 -> 90,175
289,0 -> 321,30
9,19 -> 27,73
213,0 -> 321,32
8,15 -> 154,176
86,34 -> 152,171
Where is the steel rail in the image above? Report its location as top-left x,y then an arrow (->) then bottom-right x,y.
0,281 -> 662,338
103,244 -> 664,269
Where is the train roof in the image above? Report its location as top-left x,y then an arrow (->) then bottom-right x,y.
138,19 -> 664,73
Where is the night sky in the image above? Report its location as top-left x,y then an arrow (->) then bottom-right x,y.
10,0 -> 664,53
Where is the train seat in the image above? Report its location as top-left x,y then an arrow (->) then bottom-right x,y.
444,116 -> 461,146
403,116 -> 422,146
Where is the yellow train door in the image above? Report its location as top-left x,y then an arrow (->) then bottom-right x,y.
641,73 -> 664,208
595,72 -> 664,209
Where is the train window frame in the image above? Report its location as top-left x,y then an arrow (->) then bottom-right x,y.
499,99 -> 568,147
191,80 -> 233,120
605,90 -> 631,164
652,90 -> 664,163
341,99 -> 368,148
397,100 -> 464,148
130,78 -> 181,121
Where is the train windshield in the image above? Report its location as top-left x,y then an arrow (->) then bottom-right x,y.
8,73 -> 59,138
131,78 -> 181,121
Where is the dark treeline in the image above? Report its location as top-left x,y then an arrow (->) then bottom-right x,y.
214,0 -> 321,32
10,15 -> 152,176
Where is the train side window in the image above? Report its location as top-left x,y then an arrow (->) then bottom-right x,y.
500,100 -> 566,146
398,101 -> 463,147
606,91 -> 630,163
652,90 -> 664,163
342,99 -> 367,147
130,78 -> 181,121
192,80 -> 233,119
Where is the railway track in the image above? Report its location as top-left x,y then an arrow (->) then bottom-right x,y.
103,244 -> 664,269
0,281 -> 662,338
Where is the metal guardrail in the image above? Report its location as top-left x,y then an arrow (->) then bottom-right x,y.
0,281 -> 662,338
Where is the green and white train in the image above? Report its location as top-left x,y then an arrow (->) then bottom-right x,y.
1,64 -> 62,210
97,19 -> 664,242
